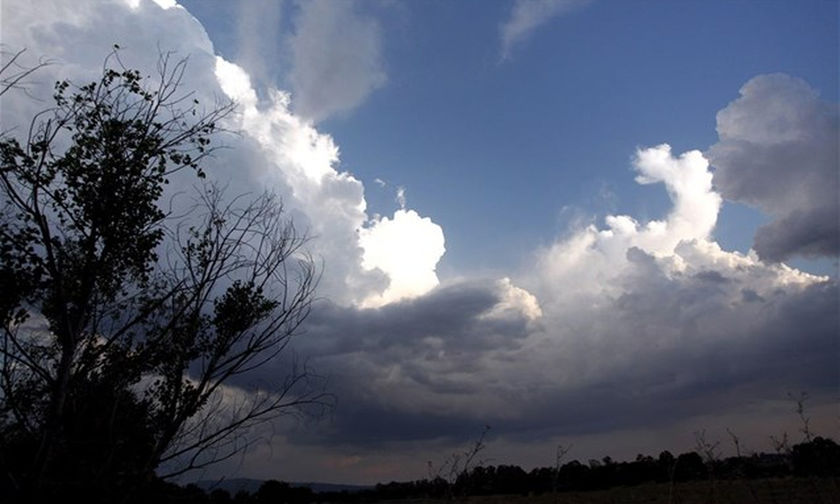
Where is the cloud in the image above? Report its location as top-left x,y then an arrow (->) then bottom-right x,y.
213,56 -> 450,309
395,186 -> 406,209
233,0 -> 285,87
1,0 -> 442,310
535,144 -> 723,303
287,0 -> 386,122
284,145 -> 835,456
284,278 -> 546,443
499,0 -> 592,61
4,0 -> 837,484
289,263 -> 835,449
708,73 -> 840,261
358,209 -> 445,307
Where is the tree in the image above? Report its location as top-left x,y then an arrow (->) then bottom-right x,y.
0,46 -> 52,99
0,50 -> 323,502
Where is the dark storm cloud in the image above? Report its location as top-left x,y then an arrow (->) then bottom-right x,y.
267,279 -> 540,445
708,73 -> 839,261
753,205 -> 840,262
299,279 -> 533,357
278,257 -> 838,449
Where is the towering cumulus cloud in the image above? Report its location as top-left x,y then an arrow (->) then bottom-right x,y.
708,74 -> 840,262
213,58 -> 446,306
536,144 -> 725,302
1,0 -> 442,310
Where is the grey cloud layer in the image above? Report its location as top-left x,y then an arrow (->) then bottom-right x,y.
278,259 -> 838,448
708,74 -> 840,261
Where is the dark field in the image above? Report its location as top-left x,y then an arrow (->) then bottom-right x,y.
375,477 -> 839,504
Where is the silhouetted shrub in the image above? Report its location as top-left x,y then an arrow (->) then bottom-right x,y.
674,452 -> 705,481
792,436 -> 840,476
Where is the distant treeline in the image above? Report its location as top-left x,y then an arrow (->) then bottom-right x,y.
133,436 -> 840,503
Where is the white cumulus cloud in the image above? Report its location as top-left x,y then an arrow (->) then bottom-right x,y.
358,210 -> 446,308
535,144 -> 725,302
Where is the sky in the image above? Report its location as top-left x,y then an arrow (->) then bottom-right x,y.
1,0 -> 838,486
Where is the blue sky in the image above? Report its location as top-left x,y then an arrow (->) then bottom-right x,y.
3,0 -> 838,485
183,0 -> 838,277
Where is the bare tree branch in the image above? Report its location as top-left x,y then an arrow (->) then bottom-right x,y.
0,46 -> 52,98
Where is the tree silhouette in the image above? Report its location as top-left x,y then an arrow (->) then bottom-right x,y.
0,50 -> 323,502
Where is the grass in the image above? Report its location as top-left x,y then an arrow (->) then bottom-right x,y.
371,477 -> 840,504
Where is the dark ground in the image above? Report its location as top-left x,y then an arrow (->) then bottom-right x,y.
374,477 -> 839,504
